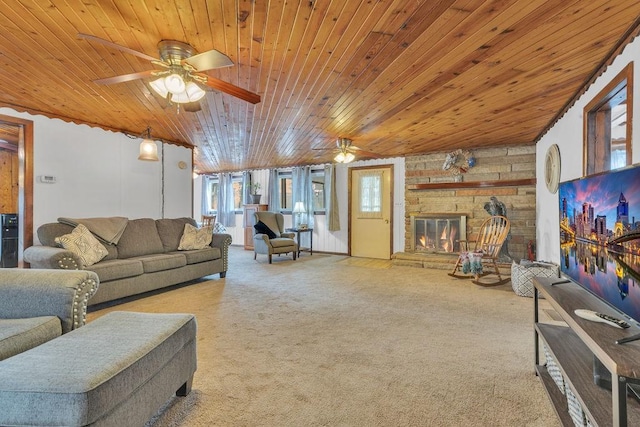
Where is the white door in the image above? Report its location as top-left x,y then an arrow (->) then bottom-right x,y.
350,166 -> 393,259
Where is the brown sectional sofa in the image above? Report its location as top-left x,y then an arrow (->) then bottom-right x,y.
24,217 -> 231,306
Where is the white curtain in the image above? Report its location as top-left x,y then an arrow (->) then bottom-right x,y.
357,169 -> 383,219
292,166 -> 314,229
218,173 -> 236,227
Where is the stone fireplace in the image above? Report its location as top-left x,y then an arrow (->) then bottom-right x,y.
410,214 -> 466,253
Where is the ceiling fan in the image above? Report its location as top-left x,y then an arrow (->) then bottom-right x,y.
314,137 -> 380,163
77,33 -> 261,105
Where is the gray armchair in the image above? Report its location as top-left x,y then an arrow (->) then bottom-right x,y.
253,211 -> 298,264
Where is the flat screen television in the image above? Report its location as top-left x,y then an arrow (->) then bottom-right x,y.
558,164 -> 640,326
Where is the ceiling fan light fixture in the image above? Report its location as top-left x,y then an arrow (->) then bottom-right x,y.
164,73 -> 186,95
344,152 -> 355,163
172,81 -> 206,103
149,78 -> 169,98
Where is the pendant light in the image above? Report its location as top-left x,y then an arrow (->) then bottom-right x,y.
138,126 -> 159,161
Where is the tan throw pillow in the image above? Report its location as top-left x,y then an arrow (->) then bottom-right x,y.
55,224 -> 108,267
178,223 -> 213,250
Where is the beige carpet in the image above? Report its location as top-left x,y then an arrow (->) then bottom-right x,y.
89,247 -> 559,427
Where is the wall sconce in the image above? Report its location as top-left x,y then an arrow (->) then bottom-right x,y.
138,126 -> 159,161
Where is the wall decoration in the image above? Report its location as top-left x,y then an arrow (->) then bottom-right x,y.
442,149 -> 475,175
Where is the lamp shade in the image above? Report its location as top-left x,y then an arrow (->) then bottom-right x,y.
293,202 -> 306,214
138,139 -> 159,161
149,78 -> 169,98
334,151 -> 355,163
164,73 -> 186,94
171,81 -> 206,103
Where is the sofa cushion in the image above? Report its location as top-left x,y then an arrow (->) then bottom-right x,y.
86,259 -> 144,282
156,218 -> 197,252
178,223 -> 213,250
170,247 -> 220,264
55,224 -> 108,267
131,254 -> 188,273
116,218 -> 165,259
269,237 -> 297,248
0,317 -> 62,361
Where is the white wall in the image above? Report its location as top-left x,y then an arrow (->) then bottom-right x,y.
0,108 -> 192,242
536,39 -> 640,262
204,157 -> 406,255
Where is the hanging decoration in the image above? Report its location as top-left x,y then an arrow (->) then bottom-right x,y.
442,149 -> 476,175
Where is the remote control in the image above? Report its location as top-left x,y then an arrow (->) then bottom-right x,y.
574,309 -> 631,329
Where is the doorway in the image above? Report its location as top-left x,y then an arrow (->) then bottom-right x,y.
0,114 -> 34,267
349,165 -> 393,259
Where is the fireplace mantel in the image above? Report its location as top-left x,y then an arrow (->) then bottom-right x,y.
407,178 -> 536,190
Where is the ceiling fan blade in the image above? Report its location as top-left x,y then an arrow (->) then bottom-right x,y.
78,33 -> 158,62
351,146 -> 381,158
93,70 -> 156,85
183,49 -> 233,71
202,75 -> 261,104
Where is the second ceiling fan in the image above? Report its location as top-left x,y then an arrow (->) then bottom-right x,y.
78,33 -> 261,105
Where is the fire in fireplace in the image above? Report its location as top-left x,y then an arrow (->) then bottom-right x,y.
410,214 -> 467,253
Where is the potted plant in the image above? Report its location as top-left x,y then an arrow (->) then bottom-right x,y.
250,183 -> 262,204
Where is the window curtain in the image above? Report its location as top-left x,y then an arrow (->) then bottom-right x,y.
242,171 -> 251,205
357,169 -> 383,219
326,165 -> 340,231
217,173 -> 237,227
202,175 -> 214,216
268,169 -> 279,211
292,166 -> 314,229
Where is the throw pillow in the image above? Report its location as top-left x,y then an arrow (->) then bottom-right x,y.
254,220 -> 277,239
55,224 -> 109,267
178,223 -> 213,250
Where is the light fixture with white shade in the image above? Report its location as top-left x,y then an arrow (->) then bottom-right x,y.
138,126 -> 159,161
171,81 -> 206,103
334,151 -> 355,163
150,73 -> 206,104
292,201 -> 307,227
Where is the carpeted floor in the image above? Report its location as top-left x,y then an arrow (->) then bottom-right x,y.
89,246 -> 559,426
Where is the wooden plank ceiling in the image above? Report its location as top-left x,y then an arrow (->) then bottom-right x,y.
0,0 -> 639,173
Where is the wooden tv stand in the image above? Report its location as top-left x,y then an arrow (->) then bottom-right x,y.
534,277 -> 640,426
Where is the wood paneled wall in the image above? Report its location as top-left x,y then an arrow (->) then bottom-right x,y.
0,148 -> 18,213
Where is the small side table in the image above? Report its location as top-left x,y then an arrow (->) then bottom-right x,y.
286,227 -> 313,257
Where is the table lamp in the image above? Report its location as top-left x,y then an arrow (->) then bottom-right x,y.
293,202 -> 306,228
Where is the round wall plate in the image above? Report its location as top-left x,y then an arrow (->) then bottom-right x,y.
178,161 -> 188,170
544,144 -> 561,194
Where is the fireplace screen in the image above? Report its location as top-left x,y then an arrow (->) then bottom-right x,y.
411,215 -> 466,253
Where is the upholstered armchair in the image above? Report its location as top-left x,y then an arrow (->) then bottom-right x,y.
253,211 -> 298,264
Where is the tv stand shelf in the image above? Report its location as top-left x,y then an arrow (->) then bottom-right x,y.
534,277 -> 640,427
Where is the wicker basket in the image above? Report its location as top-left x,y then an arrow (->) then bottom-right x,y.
565,384 -> 588,427
543,344 -> 565,394
511,261 -> 559,297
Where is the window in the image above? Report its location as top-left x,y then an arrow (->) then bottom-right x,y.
358,170 -> 382,218
204,174 -> 244,213
311,168 -> 325,213
584,63 -> 633,175
278,171 -> 292,211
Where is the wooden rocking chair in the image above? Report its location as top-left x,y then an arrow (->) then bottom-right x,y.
448,215 -> 511,286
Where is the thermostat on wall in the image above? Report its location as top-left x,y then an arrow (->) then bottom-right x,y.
38,175 -> 57,183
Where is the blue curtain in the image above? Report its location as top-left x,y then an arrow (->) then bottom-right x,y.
268,169 -> 279,211
292,166 -> 314,229
217,173 -> 236,227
